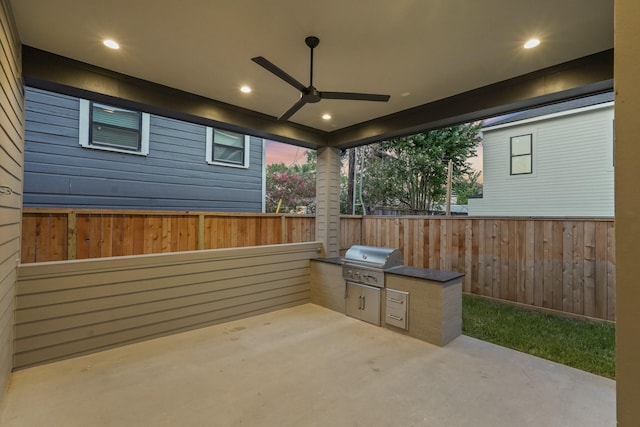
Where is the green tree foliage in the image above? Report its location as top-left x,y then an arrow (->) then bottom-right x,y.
453,170 -> 483,204
339,174 -> 351,215
358,124 -> 481,213
265,152 -> 316,213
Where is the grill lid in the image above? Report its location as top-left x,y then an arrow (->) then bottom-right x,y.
343,245 -> 403,269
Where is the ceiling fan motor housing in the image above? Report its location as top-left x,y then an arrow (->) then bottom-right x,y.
304,87 -> 322,103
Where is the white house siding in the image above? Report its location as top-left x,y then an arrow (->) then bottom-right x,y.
468,104 -> 614,217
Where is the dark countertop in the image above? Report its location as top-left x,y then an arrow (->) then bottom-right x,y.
385,265 -> 465,283
311,257 -> 464,283
311,257 -> 343,265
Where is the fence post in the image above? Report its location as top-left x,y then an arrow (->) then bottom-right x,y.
67,211 -> 77,260
198,214 -> 205,250
280,215 -> 286,243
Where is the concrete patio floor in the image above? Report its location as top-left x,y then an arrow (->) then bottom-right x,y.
0,303 -> 615,427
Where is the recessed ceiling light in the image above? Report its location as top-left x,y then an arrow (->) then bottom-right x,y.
523,38 -> 540,49
240,85 -> 252,93
322,114 -> 331,120
103,39 -> 120,50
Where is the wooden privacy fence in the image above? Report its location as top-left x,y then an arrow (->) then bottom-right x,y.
21,209 -> 615,320
21,209 -> 316,262
360,217 -> 615,321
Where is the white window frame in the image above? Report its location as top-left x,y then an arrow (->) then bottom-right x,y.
205,127 -> 250,168
79,99 -> 150,156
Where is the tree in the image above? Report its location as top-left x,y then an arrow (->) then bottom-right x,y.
452,170 -> 483,204
265,153 -> 316,213
346,149 -> 356,214
357,123 -> 481,213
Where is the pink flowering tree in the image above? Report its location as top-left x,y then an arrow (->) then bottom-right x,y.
265,154 -> 316,213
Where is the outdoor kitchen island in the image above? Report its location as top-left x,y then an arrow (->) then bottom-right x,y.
310,255 -> 464,347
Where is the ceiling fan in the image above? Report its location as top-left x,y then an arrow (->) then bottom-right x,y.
252,36 -> 391,121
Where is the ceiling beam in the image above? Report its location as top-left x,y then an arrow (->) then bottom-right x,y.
328,49 -> 614,149
23,46 -> 613,151
22,46 -> 328,149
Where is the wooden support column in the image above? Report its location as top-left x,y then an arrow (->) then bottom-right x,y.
315,147 -> 341,257
615,0 -> 640,425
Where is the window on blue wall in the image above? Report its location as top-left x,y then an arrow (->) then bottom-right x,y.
510,134 -> 532,175
205,127 -> 250,168
79,100 -> 150,155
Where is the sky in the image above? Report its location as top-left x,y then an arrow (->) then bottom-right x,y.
264,140 -> 311,166
265,139 -> 483,179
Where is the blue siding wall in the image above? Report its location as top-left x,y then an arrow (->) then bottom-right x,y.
24,87 -> 264,211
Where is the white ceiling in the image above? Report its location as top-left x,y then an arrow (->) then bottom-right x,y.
10,0 -> 613,132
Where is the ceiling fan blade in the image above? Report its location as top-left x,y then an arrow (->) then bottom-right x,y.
279,97 -> 308,121
251,56 -> 307,92
320,91 -> 390,102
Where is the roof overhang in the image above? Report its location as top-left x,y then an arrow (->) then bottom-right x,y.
23,46 -> 613,150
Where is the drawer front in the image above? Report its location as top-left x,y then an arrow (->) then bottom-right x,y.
386,289 -> 408,308
385,305 -> 407,329
385,289 -> 409,330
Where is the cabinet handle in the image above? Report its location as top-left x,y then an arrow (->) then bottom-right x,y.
362,296 -> 366,310
389,298 -> 404,304
358,295 -> 363,310
387,314 -> 403,321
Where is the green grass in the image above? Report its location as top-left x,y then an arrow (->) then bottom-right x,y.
462,294 -> 616,379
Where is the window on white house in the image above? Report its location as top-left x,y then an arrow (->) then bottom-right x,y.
205,127 -> 250,168
79,100 -> 150,155
510,134 -> 532,175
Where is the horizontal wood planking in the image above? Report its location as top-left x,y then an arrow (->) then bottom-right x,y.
20,210 -> 616,320
15,242 -> 321,369
0,0 -> 23,399
360,216 -> 615,321
310,261 -> 345,314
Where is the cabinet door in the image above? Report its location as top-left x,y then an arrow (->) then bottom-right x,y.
359,284 -> 381,326
345,282 -> 362,319
345,282 -> 381,326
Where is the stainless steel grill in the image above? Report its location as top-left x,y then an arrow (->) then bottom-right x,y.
342,245 -> 403,288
